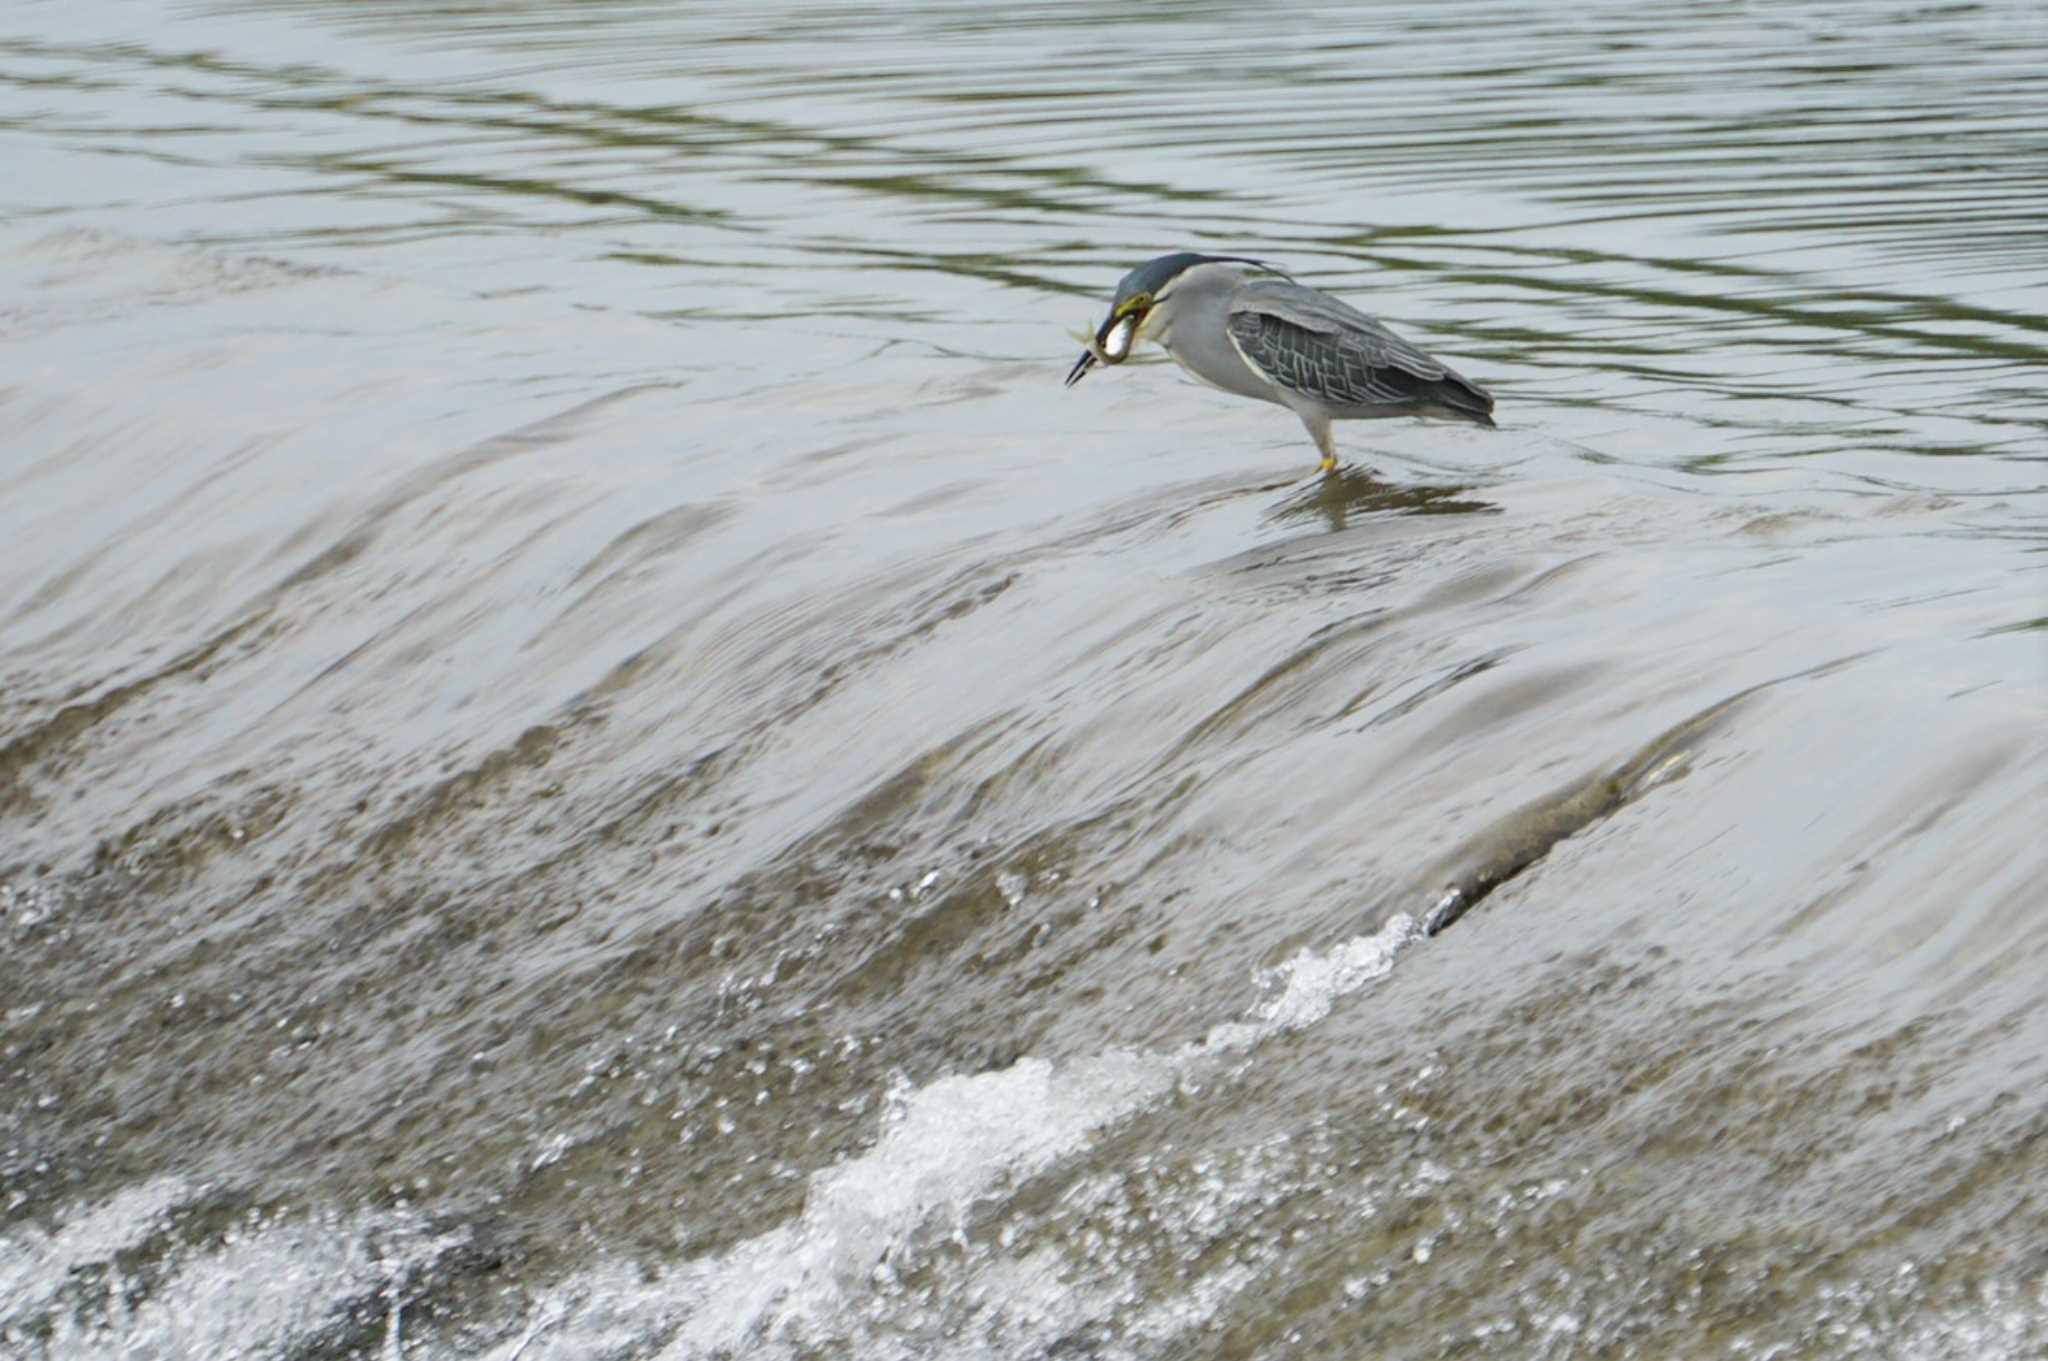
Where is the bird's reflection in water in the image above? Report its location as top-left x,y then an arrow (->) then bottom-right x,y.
1264,464 -> 1497,533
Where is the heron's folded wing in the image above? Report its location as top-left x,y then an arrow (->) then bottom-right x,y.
1226,281 -> 1492,418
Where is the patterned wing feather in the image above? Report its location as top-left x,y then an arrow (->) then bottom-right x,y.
1226,280 -> 1494,424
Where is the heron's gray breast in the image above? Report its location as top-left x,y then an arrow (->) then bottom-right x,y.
1160,313 -> 1288,406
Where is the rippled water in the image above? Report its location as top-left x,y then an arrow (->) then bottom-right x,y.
3,1 -> 2045,1356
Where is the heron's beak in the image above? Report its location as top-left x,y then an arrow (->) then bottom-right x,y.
1064,308 -> 1141,388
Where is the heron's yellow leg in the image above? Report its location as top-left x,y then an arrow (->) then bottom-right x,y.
1302,412 -> 1340,476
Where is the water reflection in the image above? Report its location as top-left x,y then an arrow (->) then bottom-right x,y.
5,0 -> 2043,434
1264,464 -> 1497,533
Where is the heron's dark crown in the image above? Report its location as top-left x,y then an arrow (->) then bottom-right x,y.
1113,252 -> 1276,307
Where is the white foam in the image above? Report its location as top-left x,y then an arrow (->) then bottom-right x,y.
0,1177 -> 189,1327
4,1187 -> 461,1361
1201,914 -> 1420,1053
655,1049 -> 1178,1356
9,917 -> 1422,1359
496,914 -> 1424,1358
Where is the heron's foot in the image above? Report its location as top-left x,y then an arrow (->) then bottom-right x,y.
1318,453 -> 1339,477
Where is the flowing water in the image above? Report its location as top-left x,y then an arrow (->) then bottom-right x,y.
3,1 -> 2046,1356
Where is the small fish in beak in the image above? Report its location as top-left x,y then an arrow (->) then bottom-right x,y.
1103,312 -> 1137,359
1064,311 -> 1140,387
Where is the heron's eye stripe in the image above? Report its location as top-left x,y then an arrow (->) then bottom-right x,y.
1114,292 -> 1152,319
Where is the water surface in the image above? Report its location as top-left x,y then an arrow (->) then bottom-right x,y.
2,1 -> 2045,1357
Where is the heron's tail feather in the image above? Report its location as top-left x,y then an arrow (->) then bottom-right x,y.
1423,372 -> 1495,428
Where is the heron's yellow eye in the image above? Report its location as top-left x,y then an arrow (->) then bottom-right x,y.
1114,292 -> 1152,319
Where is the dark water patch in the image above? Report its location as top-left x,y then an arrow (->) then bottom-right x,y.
0,613 -> 269,815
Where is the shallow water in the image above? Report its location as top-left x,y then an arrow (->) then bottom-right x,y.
2,1 -> 2045,1356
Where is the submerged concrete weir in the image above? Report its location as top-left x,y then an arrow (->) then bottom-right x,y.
1421,659 -> 1864,935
